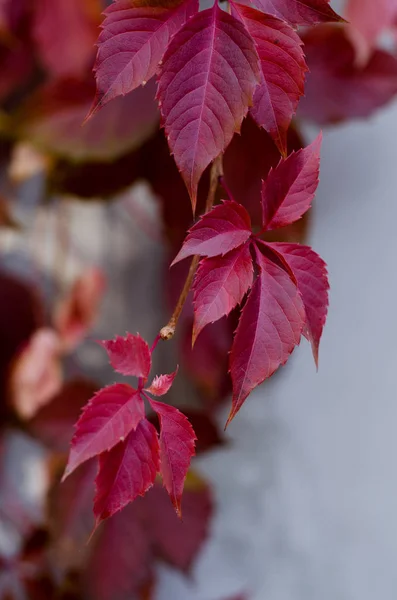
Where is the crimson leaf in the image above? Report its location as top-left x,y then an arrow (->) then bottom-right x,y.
172,200 -> 252,264
298,25 -> 397,124
261,133 -> 322,230
251,0 -> 343,26
100,333 -> 151,379
227,243 -> 305,425
94,418 -> 160,524
232,3 -> 307,155
147,399 -> 196,516
145,368 -> 178,396
89,0 -> 198,119
267,242 -> 329,366
157,3 -> 260,208
192,243 -> 254,343
63,384 -> 145,480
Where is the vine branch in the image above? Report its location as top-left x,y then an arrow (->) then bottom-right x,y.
159,155 -> 223,341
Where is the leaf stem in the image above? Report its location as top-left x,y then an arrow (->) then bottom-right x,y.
160,156 -> 223,341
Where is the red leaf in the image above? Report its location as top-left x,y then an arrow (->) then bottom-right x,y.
227,243 -> 305,425
261,134 -> 322,230
32,0 -> 101,78
251,0 -> 343,26
16,78 -> 159,163
145,368 -> 178,396
94,419 -> 160,524
157,3 -> 260,208
192,243 -> 254,343
100,333 -> 151,379
85,504 -> 152,599
30,379 -> 98,452
63,384 -> 145,480
172,200 -> 252,264
298,25 -> 397,124
89,0 -> 198,118
147,400 -> 196,516
145,476 -> 212,571
232,4 -> 307,155
266,242 -> 329,366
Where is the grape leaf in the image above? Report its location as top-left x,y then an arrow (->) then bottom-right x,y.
63,384 -> 145,480
94,419 -> 160,524
32,0 -> 101,78
261,133 -> 322,230
157,3 -> 260,208
227,243 -> 305,425
147,399 -> 196,516
192,243 -> 254,343
251,0 -> 343,26
100,333 -> 151,379
266,242 -> 329,366
298,25 -> 397,124
232,3 -> 307,155
145,368 -> 178,396
89,0 -> 198,118
172,200 -> 252,264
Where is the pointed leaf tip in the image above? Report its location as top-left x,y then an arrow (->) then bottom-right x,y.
148,399 -> 196,516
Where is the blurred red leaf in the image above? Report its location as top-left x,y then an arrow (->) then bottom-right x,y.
0,40 -> 34,103
54,267 -> 105,351
30,379 -> 98,452
32,0 -> 101,78
15,77 -> 159,162
299,25 -> 397,124
144,474 -> 212,571
345,0 -> 397,62
251,0 -> 342,25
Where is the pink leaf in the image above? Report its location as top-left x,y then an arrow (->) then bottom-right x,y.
251,0 -> 343,26
10,328 -> 62,420
266,242 -> 329,366
54,267 -> 105,351
172,200 -> 252,264
157,3 -> 260,208
261,134 -> 322,230
147,399 -> 196,516
145,368 -> 178,396
298,25 -> 397,124
89,0 -> 198,118
227,243 -> 305,425
345,0 -> 397,61
94,418 -> 160,524
192,243 -> 254,343
63,384 -> 145,480
100,333 -> 151,379
232,3 -> 307,155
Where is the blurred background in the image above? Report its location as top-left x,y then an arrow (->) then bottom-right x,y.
1,0 -> 397,598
